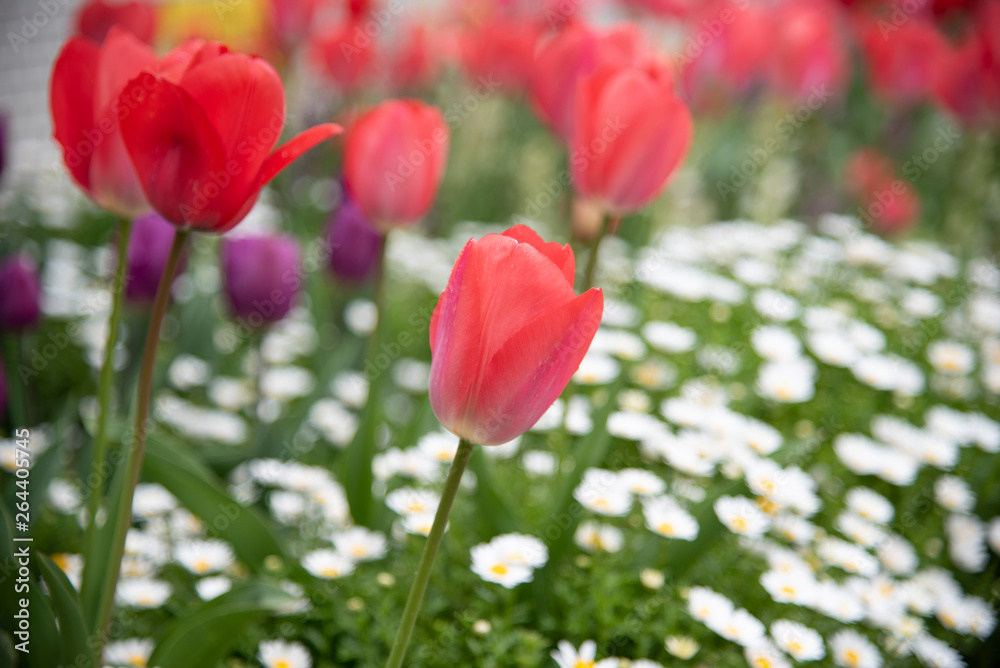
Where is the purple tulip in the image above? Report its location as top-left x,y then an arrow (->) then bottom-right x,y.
326,194 -> 382,283
126,212 -> 184,303
221,233 -> 300,325
0,254 -> 41,330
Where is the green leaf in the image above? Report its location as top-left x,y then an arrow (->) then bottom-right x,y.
79,460 -> 127,634
469,448 -> 520,536
142,435 -> 296,574
542,381 -> 624,565
35,553 -> 95,668
148,582 -> 297,668
23,576 -> 61,668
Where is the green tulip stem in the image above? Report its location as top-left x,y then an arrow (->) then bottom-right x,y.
581,213 -> 620,292
91,229 -> 189,647
83,216 -> 132,562
385,438 -> 475,668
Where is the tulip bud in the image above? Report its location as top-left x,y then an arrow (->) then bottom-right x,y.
429,225 -> 603,445
570,61 -> 693,216
326,194 -> 382,283
0,254 -> 41,331
126,212 -> 185,304
343,99 -> 449,232
221,234 -> 301,326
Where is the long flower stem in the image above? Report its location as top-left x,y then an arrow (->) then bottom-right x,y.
580,214 -> 619,292
385,438 -> 474,668
92,229 -> 190,646
83,217 -> 132,558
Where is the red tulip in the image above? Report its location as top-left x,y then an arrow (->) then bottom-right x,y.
342,99 -> 449,231
309,20 -> 377,92
50,26 -> 159,218
76,0 -> 156,44
932,3 -> 1000,128
429,225 -> 603,445
530,22 -> 646,142
458,14 -> 543,93
858,17 -> 946,106
386,24 -> 441,92
845,148 -> 920,236
843,147 -> 895,199
118,40 -> 341,232
570,61 -> 693,216
680,1 -> 774,112
768,0 -> 848,102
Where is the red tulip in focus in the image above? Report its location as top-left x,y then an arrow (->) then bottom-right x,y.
76,0 -> 156,44
769,0 -> 848,102
429,225 -> 603,445
51,26 -> 158,218
570,61 -> 693,216
844,148 -> 921,236
530,22 -> 646,142
118,40 -> 342,232
342,99 -> 449,231
858,18 -> 946,106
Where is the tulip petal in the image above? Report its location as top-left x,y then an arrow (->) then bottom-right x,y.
50,37 -> 100,191
180,52 -> 285,180
256,123 -> 343,189
603,93 -> 692,213
119,75 -> 229,228
501,224 -> 575,285
471,287 -> 604,444
428,233 -> 580,440
95,26 -> 158,114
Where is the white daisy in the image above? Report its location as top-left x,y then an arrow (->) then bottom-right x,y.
551,640 -> 619,668
574,521 -> 625,553
195,575 -> 232,601
258,639 -> 312,668
470,542 -> 534,589
331,527 -> 388,562
174,539 -> 235,575
714,495 -> 771,538
829,629 -> 882,668
115,578 -> 172,608
642,496 -> 699,541
770,619 -> 825,661
104,638 -> 154,667
927,341 -> 975,375
302,549 -> 356,579
744,641 -> 792,668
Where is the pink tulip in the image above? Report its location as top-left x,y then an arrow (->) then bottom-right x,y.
570,61 -> 693,216
342,99 -> 449,231
429,225 -> 603,445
